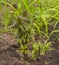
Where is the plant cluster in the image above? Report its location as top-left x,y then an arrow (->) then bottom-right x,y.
0,0 -> 59,61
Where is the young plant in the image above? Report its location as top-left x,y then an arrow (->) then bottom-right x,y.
31,41 -> 51,60
17,44 -> 29,60
0,1 -> 14,32
32,42 -> 40,60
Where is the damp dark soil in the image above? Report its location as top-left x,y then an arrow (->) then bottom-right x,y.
0,31 -> 59,65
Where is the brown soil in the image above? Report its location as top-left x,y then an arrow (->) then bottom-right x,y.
0,32 -> 59,65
